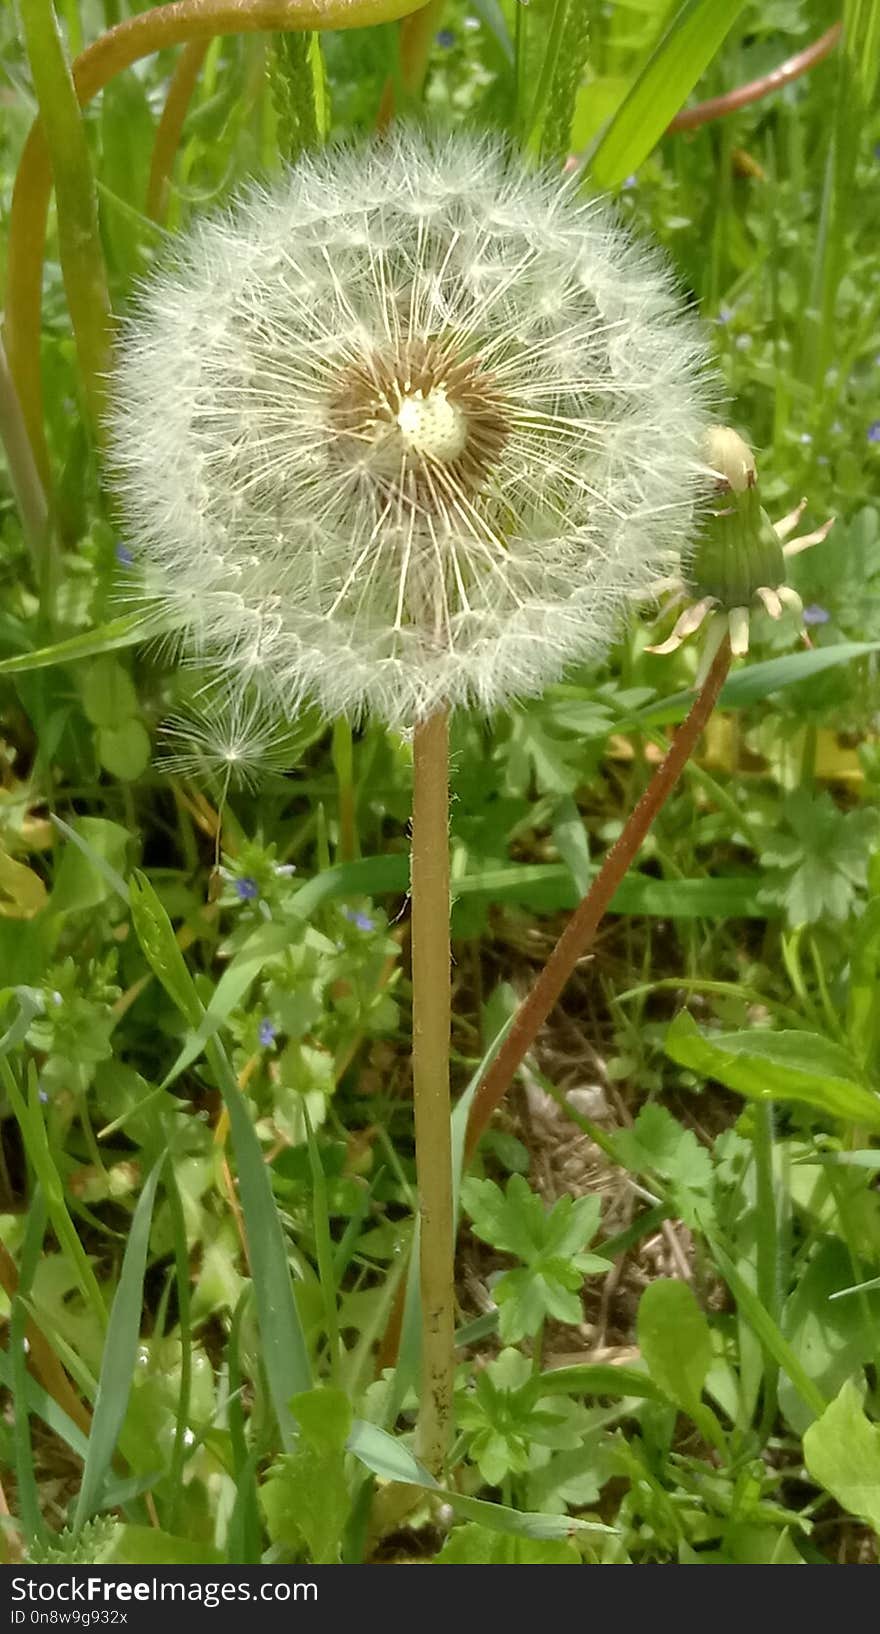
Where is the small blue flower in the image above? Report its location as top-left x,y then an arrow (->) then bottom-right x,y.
343,907 -> 375,932
38,1082 -> 50,1105
258,1018 -> 276,1047
436,27 -> 455,46
234,876 -> 259,901
716,305 -> 733,325
803,604 -> 830,626
115,542 -> 134,566
868,421 -> 880,445
621,174 -> 637,191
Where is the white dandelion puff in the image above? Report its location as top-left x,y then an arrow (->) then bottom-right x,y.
158,682 -> 316,791
110,127 -> 715,728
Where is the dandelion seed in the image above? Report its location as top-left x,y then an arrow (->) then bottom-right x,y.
110,129 -> 713,729
158,684 -> 306,791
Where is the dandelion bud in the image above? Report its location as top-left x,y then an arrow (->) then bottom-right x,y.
110,129 -> 714,727
703,425 -> 756,493
649,425 -> 833,675
691,435 -> 787,615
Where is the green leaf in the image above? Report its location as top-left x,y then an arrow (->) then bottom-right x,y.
104,1525 -> 223,1567
129,872 -> 201,1030
778,1240 -> 880,1437
665,1012 -> 880,1129
551,795 -> 591,897
589,0 -> 750,188
536,1363 -> 665,1403
48,816 -> 130,915
803,1380 -> 880,1534
636,642 -> 880,732
435,1524 -> 580,1564
706,1233 -> 826,1420
636,1279 -> 713,1425
463,1175 -> 607,1342
350,1414 -> 612,1538
80,656 -> 139,728
96,720 -> 151,782
0,614 -> 157,676
847,896 -> 880,1071
611,1103 -> 715,1228
758,791 -> 877,927
260,1389 -> 352,1565
74,1156 -> 164,1529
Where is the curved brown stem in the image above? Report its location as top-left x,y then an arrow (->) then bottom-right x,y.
463,638 -> 732,1164
376,0 -> 444,130
668,23 -> 841,134
3,0 -> 429,481
146,38 -> 209,223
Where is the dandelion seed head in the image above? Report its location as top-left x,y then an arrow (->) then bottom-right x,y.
110,129 -> 715,726
158,684 -> 305,789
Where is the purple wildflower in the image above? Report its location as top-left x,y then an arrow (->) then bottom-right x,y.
436,28 -> 455,46
116,542 -> 134,566
234,876 -> 259,901
258,1019 -> 276,1047
343,907 -> 375,932
868,422 -> 880,445
803,604 -> 831,626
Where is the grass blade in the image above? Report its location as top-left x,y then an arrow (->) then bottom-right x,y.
589,0 -> 751,188
74,1155 -> 164,1529
10,1188 -> 49,1552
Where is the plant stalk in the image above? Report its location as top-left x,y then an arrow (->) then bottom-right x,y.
464,637 -> 732,1163
410,708 -> 454,1475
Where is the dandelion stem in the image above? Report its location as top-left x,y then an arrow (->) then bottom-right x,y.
410,707 -> 455,1475
464,637 -> 732,1164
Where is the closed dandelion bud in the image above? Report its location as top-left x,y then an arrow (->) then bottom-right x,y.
110,128 -> 714,730
691,437 -> 787,613
649,424 -> 833,677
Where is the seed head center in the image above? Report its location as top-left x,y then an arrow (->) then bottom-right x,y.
395,388 -> 468,464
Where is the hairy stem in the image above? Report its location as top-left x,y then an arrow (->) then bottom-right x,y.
464,638 -> 732,1163
410,708 -> 454,1475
